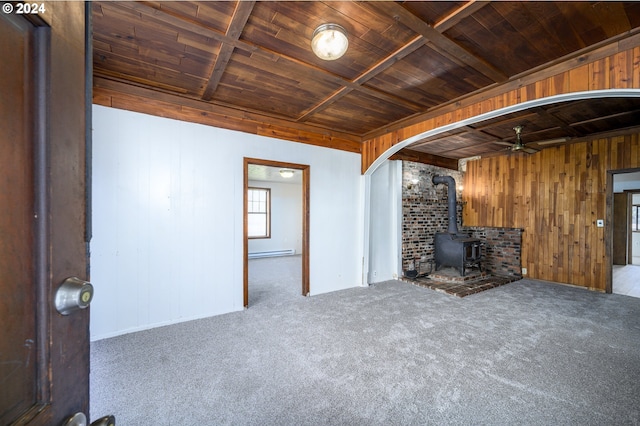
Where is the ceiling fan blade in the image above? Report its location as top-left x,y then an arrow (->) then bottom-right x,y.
495,141 -> 514,147
533,137 -> 570,146
523,146 -> 539,154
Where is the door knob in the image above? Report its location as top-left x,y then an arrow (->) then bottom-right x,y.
63,413 -> 86,426
91,415 -> 116,426
55,276 -> 94,315
63,413 -> 115,426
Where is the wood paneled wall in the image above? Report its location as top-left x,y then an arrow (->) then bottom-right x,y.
463,134 -> 640,290
362,35 -> 640,173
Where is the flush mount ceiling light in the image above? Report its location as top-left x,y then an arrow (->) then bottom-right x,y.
279,168 -> 295,178
311,23 -> 348,60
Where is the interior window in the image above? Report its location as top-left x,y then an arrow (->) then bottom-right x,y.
633,194 -> 640,232
248,187 -> 271,238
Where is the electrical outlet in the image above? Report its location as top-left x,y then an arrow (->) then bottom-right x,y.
522,267 -> 527,275
373,270 -> 378,278
596,219 -> 604,228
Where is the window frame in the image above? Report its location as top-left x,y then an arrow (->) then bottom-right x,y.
247,186 -> 271,239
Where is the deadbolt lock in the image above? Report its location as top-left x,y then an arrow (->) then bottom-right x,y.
55,277 -> 94,315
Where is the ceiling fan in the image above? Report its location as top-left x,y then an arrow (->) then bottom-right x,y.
496,125 -> 539,154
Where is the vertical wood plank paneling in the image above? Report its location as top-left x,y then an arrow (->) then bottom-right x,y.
633,47 -> 640,88
463,133 -> 640,291
569,64 -> 590,92
611,51 -> 632,88
633,133 -> 640,164
590,57 -> 610,90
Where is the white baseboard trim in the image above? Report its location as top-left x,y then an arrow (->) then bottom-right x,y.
90,308 -> 243,342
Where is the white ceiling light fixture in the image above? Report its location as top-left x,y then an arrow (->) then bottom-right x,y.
279,168 -> 295,178
311,23 -> 348,60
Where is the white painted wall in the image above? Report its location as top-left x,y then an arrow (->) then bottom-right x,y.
90,105 -> 363,340
634,193 -> 640,265
367,160 -> 402,283
248,180 -> 302,255
613,171 -> 640,192
633,233 -> 640,265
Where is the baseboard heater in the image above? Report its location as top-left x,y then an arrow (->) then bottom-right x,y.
248,249 -> 296,259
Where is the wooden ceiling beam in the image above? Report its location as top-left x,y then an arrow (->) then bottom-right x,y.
410,125 -> 500,152
530,106 -> 581,137
225,1 -> 253,39
116,1 -> 227,42
470,112 -> 540,133
389,148 -> 458,170
434,1 -> 490,32
352,35 -> 426,86
297,87 -> 352,122
375,2 -> 507,83
569,108 -> 640,128
459,124 -> 507,142
202,1 -> 255,101
94,68 -> 191,95
435,139 -> 504,157
297,36 -> 426,121
201,43 -> 234,100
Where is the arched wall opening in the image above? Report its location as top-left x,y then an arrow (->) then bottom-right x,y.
364,89 -> 640,177
362,89 -> 640,291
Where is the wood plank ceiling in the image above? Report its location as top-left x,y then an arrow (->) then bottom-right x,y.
92,1 -> 640,161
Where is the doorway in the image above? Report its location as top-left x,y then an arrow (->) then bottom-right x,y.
630,192 -> 640,265
243,158 -> 310,307
610,170 -> 640,298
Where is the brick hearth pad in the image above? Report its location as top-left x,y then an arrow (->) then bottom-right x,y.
404,273 -> 521,297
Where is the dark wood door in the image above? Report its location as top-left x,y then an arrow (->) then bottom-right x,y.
1,4 -> 90,425
613,192 -> 629,265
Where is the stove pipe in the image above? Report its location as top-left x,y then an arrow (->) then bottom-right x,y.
432,175 -> 458,235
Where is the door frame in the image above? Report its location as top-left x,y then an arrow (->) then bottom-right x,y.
607,167 -> 640,293
243,157 -> 310,307
624,189 -> 640,264
613,192 -> 630,265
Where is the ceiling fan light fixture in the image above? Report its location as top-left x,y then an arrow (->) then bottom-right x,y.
512,125 -> 525,150
507,125 -> 539,154
279,168 -> 295,178
311,23 -> 348,60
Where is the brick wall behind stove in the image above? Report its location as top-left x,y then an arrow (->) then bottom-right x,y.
464,227 -> 523,277
402,162 -> 463,271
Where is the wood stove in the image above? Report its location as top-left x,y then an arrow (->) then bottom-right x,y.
432,175 -> 482,276
434,233 -> 482,276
